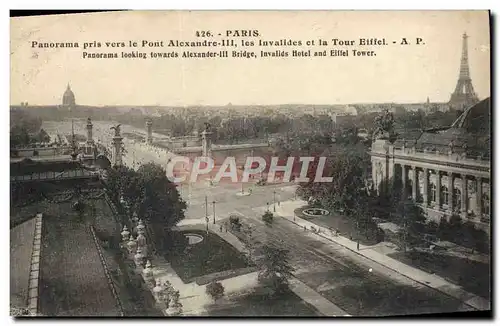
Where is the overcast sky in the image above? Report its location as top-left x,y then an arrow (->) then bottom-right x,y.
10,10 -> 490,106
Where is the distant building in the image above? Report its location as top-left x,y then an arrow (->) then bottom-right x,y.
62,84 -> 76,108
331,113 -> 356,129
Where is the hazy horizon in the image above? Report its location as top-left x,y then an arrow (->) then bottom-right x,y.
10,11 -> 491,107
10,98 -> 486,108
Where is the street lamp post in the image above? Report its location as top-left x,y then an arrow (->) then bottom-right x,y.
356,217 -> 360,251
273,190 -> 276,212
212,201 -> 216,224
205,195 -> 209,233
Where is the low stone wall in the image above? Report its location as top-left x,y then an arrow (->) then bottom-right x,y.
27,213 -> 43,314
89,225 -> 125,316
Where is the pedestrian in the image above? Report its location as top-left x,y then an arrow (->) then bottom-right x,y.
219,224 -> 223,232
357,242 -> 360,251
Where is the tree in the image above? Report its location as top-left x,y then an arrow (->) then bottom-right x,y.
346,190 -> 372,249
105,163 -> 186,251
206,281 -> 225,302
135,163 -> 187,247
10,125 -> 31,147
297,143 -> 370,214
262,211 -> 274,226
395,199 -> 426,252
334,127 -> 361,145
256,242 -> 295,297
396,110 -> 426,131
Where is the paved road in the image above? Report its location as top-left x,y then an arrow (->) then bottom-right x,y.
178,179 -> 474,316
234,210 -> 474,316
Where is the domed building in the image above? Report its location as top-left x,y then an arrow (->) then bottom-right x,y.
62,83 -> 76,108
371,97 -> 490,230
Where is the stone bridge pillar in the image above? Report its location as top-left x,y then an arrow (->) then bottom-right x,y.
201,129 -> 212,158
146,119 -> 153,145
86,117 -> 94,145
112,126 -> 123,167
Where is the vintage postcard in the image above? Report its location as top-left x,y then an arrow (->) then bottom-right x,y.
9,10 -> 491,317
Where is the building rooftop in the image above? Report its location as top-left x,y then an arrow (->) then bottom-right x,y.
10,157 -> 85,176
393,98 -> 490,158
10,187 -> 123,316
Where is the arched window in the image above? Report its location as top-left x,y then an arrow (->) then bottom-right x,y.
441,186 -> 449,205
482,193 -> 490,215
430,183 -> 436,203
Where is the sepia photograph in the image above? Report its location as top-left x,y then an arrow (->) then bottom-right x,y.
9,10 -> 491,318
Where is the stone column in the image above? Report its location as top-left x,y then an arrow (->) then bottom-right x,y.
112,136 -> 123,166
389,160 -> 395,182
476,177 -> 482,217
461,174 -> 467,216
401,165 -> 407,199
435,170 -> 441,209
448,172 -> 454,213
423,168 -> 428,206
86,117 -> 94,145
146,119 -> 153,145
411,166 -> 417,201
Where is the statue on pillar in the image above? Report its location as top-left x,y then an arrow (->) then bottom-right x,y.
110,124 -> 122,137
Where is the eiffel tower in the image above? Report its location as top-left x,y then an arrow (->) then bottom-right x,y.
449,32 -> 479,110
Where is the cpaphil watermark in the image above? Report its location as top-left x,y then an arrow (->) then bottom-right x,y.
165,156 -> 333,184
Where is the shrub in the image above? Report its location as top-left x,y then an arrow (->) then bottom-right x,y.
474,228 -> 490,254
206,281 -> 224,302
262,211 -> 274,226
448,214 -> 463,235
461,221 -> 477,252
425,221 -> 439,235
436,216 -> 449,240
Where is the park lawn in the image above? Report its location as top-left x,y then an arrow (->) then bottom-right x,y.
168,230 -> 251,284
206,288 -> 319,316
389,251 -> 491,300
294,206 -> 381,246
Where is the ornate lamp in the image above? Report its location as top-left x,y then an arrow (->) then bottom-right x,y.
142,260 -> 154,286
127,235 -> 137,254
132,211 -> 139,224
152,279 -> 164,301
137,233 -> 147,257
136,232 -> 146,248
137,219 -> 146,235
120,225 -> 130,242
134,247 -> 145,266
